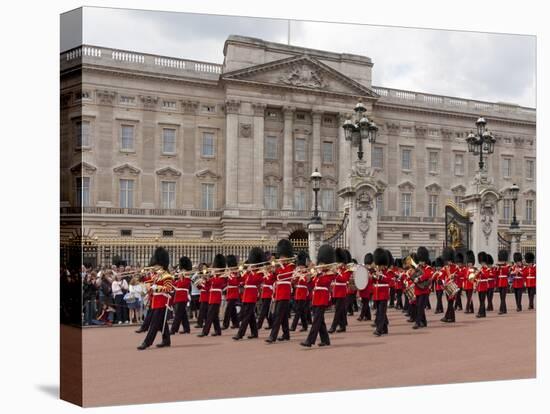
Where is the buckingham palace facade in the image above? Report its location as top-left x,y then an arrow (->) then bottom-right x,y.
60,35 -> 536,257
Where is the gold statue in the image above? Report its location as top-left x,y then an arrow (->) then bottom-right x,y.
448,220 -> 463,249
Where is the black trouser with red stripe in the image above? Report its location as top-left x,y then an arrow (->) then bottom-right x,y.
170,302 -> 190,334
514,287 -> 523,310
527,287 -> 536,309
139,304 -> 152,331
330,297 -> 348,330
237,302 -> 258,338
223,299 -> 239,329
395,289 -> 403,310
465,289 -> 474,313
444,297 -> 455,321
487,287 -> 494,311
389,288 -> 395,308
477,291 -> 487,317
202,303 -> 221,335
415,294 -> 428,327
291,300 -> 308,330
454,289 -> 463,310
269,300 -> 290,340
305,306 -> 330,345
142,308 -> 170,347
435,290 -> 444,313
498,287 -> 508,314
346,294 -> 358,315
359,297 -> 371,320
374,300 -> 388,334
257,298 -> 272,329
196,301 -> 208,327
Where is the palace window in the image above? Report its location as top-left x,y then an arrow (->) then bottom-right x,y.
120,95 -> 135,105
264,185 -> 278,209
119,179 -> 134,208
265,136 -> 278,160
202,132 -> 215,157
428,151 -> 439,173
372,147 -> 384,169
161,181 -> 176,209
162,230 -> 174,237
428,194 -> 438,218
202,104 -> 216,113
429,233 -> 437,240
296,113 -> 306,121
294,188 -> 306,211
162,100 -> 176,109
502,157 -> 512,178
401,148 -> 412,170
321,189 -> 335,211
503,199 -> 511,221
295,138 -> 306,162
525,199 -> 534,223
401,193 -> 412,217
322,141 -> 334,163
454,153 -> 464,176
121,125 -> 135,151
120,229 -> 132,237
161,128 -> 176,154
454,195 -> 465,211
201,183 -> 215,210
526,159 -> 535,179
75,177 -> 90,207
76,120 -> 90,148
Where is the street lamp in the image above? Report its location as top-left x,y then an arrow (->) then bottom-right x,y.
510,183 -> 520,229
310,168 -> 322,224
465,117 -> 496,171
342,98 -> 378,161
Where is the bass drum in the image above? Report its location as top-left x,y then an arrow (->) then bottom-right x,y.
353,265 -> 369,290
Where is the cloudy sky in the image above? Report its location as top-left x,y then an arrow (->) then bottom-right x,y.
76,7 -> 536,107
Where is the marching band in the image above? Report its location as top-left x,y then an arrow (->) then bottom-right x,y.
135,240 -> 536,350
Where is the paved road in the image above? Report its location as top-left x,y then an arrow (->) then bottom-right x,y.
79,294 -> 535,407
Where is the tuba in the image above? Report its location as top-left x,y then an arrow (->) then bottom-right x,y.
404,255 -> 430,290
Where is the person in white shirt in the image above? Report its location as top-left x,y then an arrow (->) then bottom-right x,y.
112,274 -> 129,324
126,277 -> 146,323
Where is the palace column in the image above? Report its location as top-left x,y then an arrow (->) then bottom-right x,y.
282,106 -> 295,210
252,103 -> 266,209
338,112 -> 351,190
312,110 -> 322,173
225,100 -> 241,209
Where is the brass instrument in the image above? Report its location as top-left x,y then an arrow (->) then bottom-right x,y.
404,255 -> 430,289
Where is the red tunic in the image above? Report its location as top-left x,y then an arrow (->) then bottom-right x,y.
463,266 -> 475,291
372,268 -> 392,301
332,266 -> 351,298
358,268 -> 374,299
434,269 -> 445,292
208,274 -> 227,305
511,264 -> 525,289
293,269 -> 310,301
225,272 -> 241,300
173,277 -> 191,303
150,271 -> 175,310
261,272 -> 275,299
274,263 -> 295,301
476,266 -> 491,293
199,278 -> 211,303
241,271 -> 263,303
496,264 -> 510,288
414,265 -> 434,296
311,272 -> 336,306
393,269 -> 404,290
487,266 -> 497,289
523,264 -> 536,288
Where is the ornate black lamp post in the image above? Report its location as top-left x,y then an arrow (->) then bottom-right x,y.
342,98 -> 378,161
310,168 -> 322,224
466,117 -> 496,171
510,183 -> 520,229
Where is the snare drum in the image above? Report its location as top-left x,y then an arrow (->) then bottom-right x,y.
404,284 -> 416,301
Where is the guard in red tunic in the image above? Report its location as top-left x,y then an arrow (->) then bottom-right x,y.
329,248 -> 351,333
137,247 -> 174,350
372,248 -> 392,336
511,252 -> 525,311
135,269 -> 156,333
523,252 -> 536,310
222,254 -> 241,330
441,247 -> 457,323
434,257 -> 445,314
486,254 -> 496,311
300,244 -> 336,347
453,252 -> 465,311
413,246 -> 433,329
495,250 -> 511,314
233,247 -> 265,340
393,258 -> 404,310
358,253 -> 374,321
291,251 -> 310,332
266,239 -> 295,343
170,256 -> 192,335
346,250 -> 359,316
475,251 -> 491,318
198,254 -> 227,337
195,269 -> 210,328
463,250 -> 476,314
257,254 -> 274,330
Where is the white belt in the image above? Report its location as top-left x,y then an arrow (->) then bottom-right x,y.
175,288 -> 189,292
277,281 -> 292,285
262,285 -> 273,290
526,277 -> 536,279
374,284 -> 389,287
514,276 -> 523,279
152,292 -> 170,298
244,285 -> 258,289
334,282 -> 347,286
498,276 -> 508,278
479,279 -> 488,282
314,286 -> 328,291
296,285 -> 308,289
210,288 -> 222,293
226,285 -> 239,289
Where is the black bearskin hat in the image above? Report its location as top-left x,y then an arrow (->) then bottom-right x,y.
416,246 -> 430,264
513,252 -> 523,263
498,250 -> 509,262
466,250 -> 475,265
442,247 -> 455,263
435,257 -> 444,268
525,252 -> 535,264
248,247 -> 265,265
395,258 -> 403,268
317,244 -> 335,265
296,250 -> 309,267
487,254 -> 494,266
477,251 -> 487,265
364,253 -> 374,266
212,253 -> 226,269
335,248 -> 347,264
344,249 -> 353,264
226,254 -> 238,268
373,248 -> 389,267
455,251 -> 465,264
179,256 -> 192,271
151,247 -> 170,270
276,239 -> 294,258
386,250 -> 394,267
